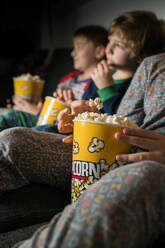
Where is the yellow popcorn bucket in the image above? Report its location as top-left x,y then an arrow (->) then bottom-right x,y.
37,96 -> 70,126
13,79 -> 44,103
71,120 -> 132,203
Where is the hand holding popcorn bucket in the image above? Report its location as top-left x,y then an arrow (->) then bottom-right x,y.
37,96 -> 70,125
71,112 -> 137,203
13,73 -> 45,103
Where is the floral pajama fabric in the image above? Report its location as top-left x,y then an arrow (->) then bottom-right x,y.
13,160 -> 165,248
117,53 -> 165,134
0,127 -> 72,193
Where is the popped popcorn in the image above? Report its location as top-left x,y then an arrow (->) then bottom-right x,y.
74,113 -> 138,128
13,73 -> 44,83
89,97 -> 103,110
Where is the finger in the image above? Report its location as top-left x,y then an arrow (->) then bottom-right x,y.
58,110 -> 74,133
91,68 -> 98,78
53,91 -> 58,98
58,122 -> 73,133
71,100 -> 86,114
100,59 -> 107,64
71,100 -> 98,114
17,99 -> 28,106
57,108 -> 69,122
12,95 -> 21,101
123,128 -> 161,140
13,105 -> 22,110
115,131 -> 159,151
116,151 -> 155,163
63,90 -> 69,102
67,89 -> 73,100
91,71 -> 97,80
63,134 -> 73,143
21,101 -> 33,108
97,62 -> 104,74
12,96 -> 21,104
57,108 -> 73,122
37,101 -> 43,109
84,100 -> 99,113
100,60 -> 110,72
57,88 -> 63,98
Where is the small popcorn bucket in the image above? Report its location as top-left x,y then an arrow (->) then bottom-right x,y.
71,120 -> 132,203
37,96 -> 70,126
13,79 -> 44,103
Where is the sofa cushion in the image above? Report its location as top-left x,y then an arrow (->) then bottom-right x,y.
0,222 -> 46,248
0,184 -> 70,233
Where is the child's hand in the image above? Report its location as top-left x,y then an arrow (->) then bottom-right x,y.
58,100 -> 99,143
91,60 -> 114,89
70,100 -> 99,115
53,89 -> 75,105
12,96 -> 43,115
58,108 -> 75,133
115,127 -> 165,165
57,108 -> 74,143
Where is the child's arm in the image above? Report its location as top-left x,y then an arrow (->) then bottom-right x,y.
91,59 -> 130,115
97,79 -> 131,115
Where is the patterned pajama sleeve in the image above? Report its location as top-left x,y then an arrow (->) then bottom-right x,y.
13,161 -> 165,248
0,127 -> 72,193
117,53 -> 165,134
0,109 -> 62,134
0,109 -> 39,131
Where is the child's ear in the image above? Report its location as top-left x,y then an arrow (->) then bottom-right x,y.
95,45 -> 106,60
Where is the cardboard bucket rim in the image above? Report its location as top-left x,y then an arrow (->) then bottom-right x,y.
73,119 -> 134,128
44,96 -> 70,107
13,78 -> 45,84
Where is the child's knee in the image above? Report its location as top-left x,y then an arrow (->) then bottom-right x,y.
85,161 -> 165,200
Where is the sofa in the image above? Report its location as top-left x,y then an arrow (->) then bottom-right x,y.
0,184 -> 70,247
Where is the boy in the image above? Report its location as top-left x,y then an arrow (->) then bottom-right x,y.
0,10 -> 164,132
57,10 -> 165,119
0,25 -> 108,131
58,10 -> 165,142
91,10 -> 164,114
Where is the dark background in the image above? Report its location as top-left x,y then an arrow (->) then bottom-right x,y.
0,0 -> 94,106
